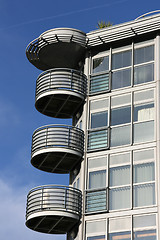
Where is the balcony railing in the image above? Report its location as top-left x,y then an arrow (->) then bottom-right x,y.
26,28 -> 87,70
85,188 -> 108,213
26,185 -> 82,234
31,125 -> 84,173
35,68 -> 87,118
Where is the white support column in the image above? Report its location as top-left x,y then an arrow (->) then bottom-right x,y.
156,34 -> 160,239
79,52 -> 90,240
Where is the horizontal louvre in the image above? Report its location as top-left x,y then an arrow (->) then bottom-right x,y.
87,128 -> 109,151
90,72 -> 110,94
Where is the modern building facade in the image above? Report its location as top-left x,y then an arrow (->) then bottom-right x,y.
25,12 -> 160,240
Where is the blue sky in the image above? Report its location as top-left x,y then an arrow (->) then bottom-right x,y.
0,0 -> 160,239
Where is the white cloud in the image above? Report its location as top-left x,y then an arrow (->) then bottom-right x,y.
0,178 -> 65,240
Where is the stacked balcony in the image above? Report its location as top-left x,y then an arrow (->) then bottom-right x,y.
31,124 -> 84,173
25,28 -> 87,235
26,185 -> 82,234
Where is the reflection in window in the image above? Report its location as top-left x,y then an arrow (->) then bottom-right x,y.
92,56 -> 109,73
109,231 -> 131,240
134,229 -> 156,240
111,106 -> 131,126
91,111 -> 108,129
134,103 -> 154,122
88,235 -> 105,240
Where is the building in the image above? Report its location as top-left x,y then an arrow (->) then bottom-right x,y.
25,11 -> 160,240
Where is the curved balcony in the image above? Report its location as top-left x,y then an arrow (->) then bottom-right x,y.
26,28 -> 86,71
35,68 -> 87,118
26,185 -> 82,234
31,125 -> 84,173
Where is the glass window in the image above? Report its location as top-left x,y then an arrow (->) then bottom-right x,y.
134,63 -> 154,85
112,50 -> 132,69
88,236 -> 105,240
92,56 -> 109,73
134,45 -> 154,65
133,162 -> 155,183
110,165 -> 130,186
133,213 -> 156,240
109,231 -> 131,240
134,103 -> 154,122
111,106 -> 131,126
134,121 -> 154,143
112,68 -> 131,89
91,111 -> 108,129
134,229 -> 156,240
109,186 -> 130,210
111,125 -> 131,147
89,170 -> 106,189
133,183 -> 155,207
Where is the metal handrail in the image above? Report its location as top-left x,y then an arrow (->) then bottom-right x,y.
36,68 -> 87,100
31,124 -> 84,156
135,10 -> 160,20
26,185 -> 82,218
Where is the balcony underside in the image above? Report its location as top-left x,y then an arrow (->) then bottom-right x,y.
26,211 -> 79,234
26,27 -> 87,71
31,150 -> 82,173
35,92 -> 84,118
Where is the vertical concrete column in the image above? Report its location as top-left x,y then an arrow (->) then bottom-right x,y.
80,52 -> 90,240
156,34 -> 160,238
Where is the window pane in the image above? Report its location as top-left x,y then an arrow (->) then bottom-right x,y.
134,162 -> 155,183
111,125 -> 131,147
111,94 -> 131,107
134,63 -> 154,85
134,229 -> 156,240
112,68 -> 131,89
112,50 -> 132,69
86,220 -> 106,234
109,187 -> 130,210
133,214 -> 156,228
134,45 -> 154,65
109,186 -> 130,210
134,121 -> 154,143
90,98 -> 109,111
134,103 -> 154,122
88,157 -> 107,169
110,153 -> 130,166
133,149 -> 154,163
109,231 -> 131,240
89,170 -> 106,189
88,236 -> 105,240
110,166 -> 130,186
91,111 -> 108,129
134,89 -> 154,103
92,56 -> 109,73
133,183 -> 155,207
109,217 -> 131,232
111,106 -> 131,126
